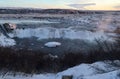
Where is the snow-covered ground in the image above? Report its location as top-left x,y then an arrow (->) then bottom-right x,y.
0,34 -> 16,46
1,60 -> 120,79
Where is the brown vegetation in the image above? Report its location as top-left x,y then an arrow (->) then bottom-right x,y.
0,39 -> 120,73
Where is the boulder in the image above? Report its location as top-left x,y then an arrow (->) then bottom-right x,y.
62,75 -> 73,79
3,23 -> 16,31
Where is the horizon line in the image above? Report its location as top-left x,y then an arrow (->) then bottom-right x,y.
0,7 -> 120,11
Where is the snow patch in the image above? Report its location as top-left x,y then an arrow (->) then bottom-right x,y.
0,34 -> 16,47
83,69 -> 120,79
44,42 -> 61,48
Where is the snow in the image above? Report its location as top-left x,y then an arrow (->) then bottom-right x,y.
1,60 -> 120,79
0,74 -> 56,79
44,42 -> 61,48
56,60 -> 120,79
0,34 -> 16,46
83,70 -> 120,79
56,64 -> 96,79
0,19 -> 59,24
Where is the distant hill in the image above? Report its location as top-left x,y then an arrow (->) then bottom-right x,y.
0,8 -> 119,14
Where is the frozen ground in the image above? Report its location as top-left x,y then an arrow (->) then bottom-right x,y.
1,60 -> 120,79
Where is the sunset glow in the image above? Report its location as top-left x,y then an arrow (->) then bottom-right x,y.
0,0 -> 119,10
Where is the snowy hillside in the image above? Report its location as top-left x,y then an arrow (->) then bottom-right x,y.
1,60 -> 120,79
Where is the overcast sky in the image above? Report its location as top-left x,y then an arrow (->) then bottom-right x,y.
0,0 -> 120,10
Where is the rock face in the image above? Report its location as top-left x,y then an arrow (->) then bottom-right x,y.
0,23 -> 16,38
3,23 -> 16,32
62,75 -> 73,79
44,42 -> 61,48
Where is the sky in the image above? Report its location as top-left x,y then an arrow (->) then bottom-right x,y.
0,0 -> 120,10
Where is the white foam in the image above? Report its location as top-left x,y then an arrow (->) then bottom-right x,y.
12,27 -> 114,42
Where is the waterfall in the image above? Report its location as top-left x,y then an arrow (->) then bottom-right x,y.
11,27 -> 114,41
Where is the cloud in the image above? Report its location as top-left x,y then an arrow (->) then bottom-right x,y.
114,5 -> 120,9
68,3 -> 96,10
